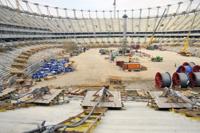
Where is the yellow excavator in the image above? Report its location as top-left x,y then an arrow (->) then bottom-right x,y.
179,10 -> 197,56
179,35 -> 192,56
148,36 -> 156,46
146,9 -> 166,50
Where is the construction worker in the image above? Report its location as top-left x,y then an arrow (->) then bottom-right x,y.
110,50 -> 115,62
128,54 -> 132,63
102,85 -> 112,102
0,84 -> 2,93
174,63 -> 177,68
93,85 -> 112,102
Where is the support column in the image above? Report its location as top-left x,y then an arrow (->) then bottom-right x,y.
144,8 -> 151,43
81,10 -> 91,44
131,9 -> 134,43
89,10 -> 97,43
138,9 -> 142,43
122,14 -> 128,54
110,10 -> 116,43
96,10 -> 103,44
117,10 -> 121,44
103,10 -> 110,44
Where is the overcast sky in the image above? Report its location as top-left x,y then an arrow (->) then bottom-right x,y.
2,0 -> 197,17
27,0 -> 193,10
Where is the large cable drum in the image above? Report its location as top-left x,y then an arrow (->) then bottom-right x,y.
182,62 -> 196,67
172,72 -> 189,88
176,62 -> 195,74
189,72 -> 200,87
155,72 -> 171,89
193,65 -> 200,72
176,65 -> 193,74
184,62 -> 196,67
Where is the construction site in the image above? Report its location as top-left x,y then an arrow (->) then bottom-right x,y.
0,0 -> 200,133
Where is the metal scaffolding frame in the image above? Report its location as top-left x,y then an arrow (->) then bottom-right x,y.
137,9 -> 142,43
110,10 -> 116,43
81,9 -> 91,44
117,10 -> 121,44
103,10 -> 110,44
88,10 -> 97,44
73,9 -> 85,45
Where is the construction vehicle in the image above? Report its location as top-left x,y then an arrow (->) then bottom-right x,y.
146,37 -> 157,50
146,9 -> 166,50
179,36 -> 192,56
99,49 -> 109,55
179,9 -> 198,56
122,63 -> 141,71
151,56 -> 163,62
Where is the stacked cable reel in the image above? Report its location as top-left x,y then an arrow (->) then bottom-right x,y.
155,62 -> 200,90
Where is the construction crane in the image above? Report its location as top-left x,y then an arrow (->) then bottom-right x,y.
179,10 -> 198,56
15,0 -> 20,12
113,0 -> 116,19
146,9 -> 166,50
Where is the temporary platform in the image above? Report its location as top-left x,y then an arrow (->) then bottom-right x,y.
148,91 -> 192,109
81,89 -> 122,109
18,88 -> 65,105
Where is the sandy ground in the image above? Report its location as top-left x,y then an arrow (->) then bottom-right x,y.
34,48 -> 200,87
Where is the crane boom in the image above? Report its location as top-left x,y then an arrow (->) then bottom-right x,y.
180,10 -> 198,56
148,9 -> 167,46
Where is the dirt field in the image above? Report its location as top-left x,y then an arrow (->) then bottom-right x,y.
34,48 -> 200,87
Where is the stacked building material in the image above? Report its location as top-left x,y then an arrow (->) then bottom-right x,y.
32,58 -> 74,79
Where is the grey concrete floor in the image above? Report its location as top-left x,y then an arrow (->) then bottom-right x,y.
0,100 -> 82,133
0,100 -> 200,133
95,101 -> 200,133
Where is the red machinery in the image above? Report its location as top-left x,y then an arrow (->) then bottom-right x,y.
116,61 -> 124,68
122,63 -> 141,71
